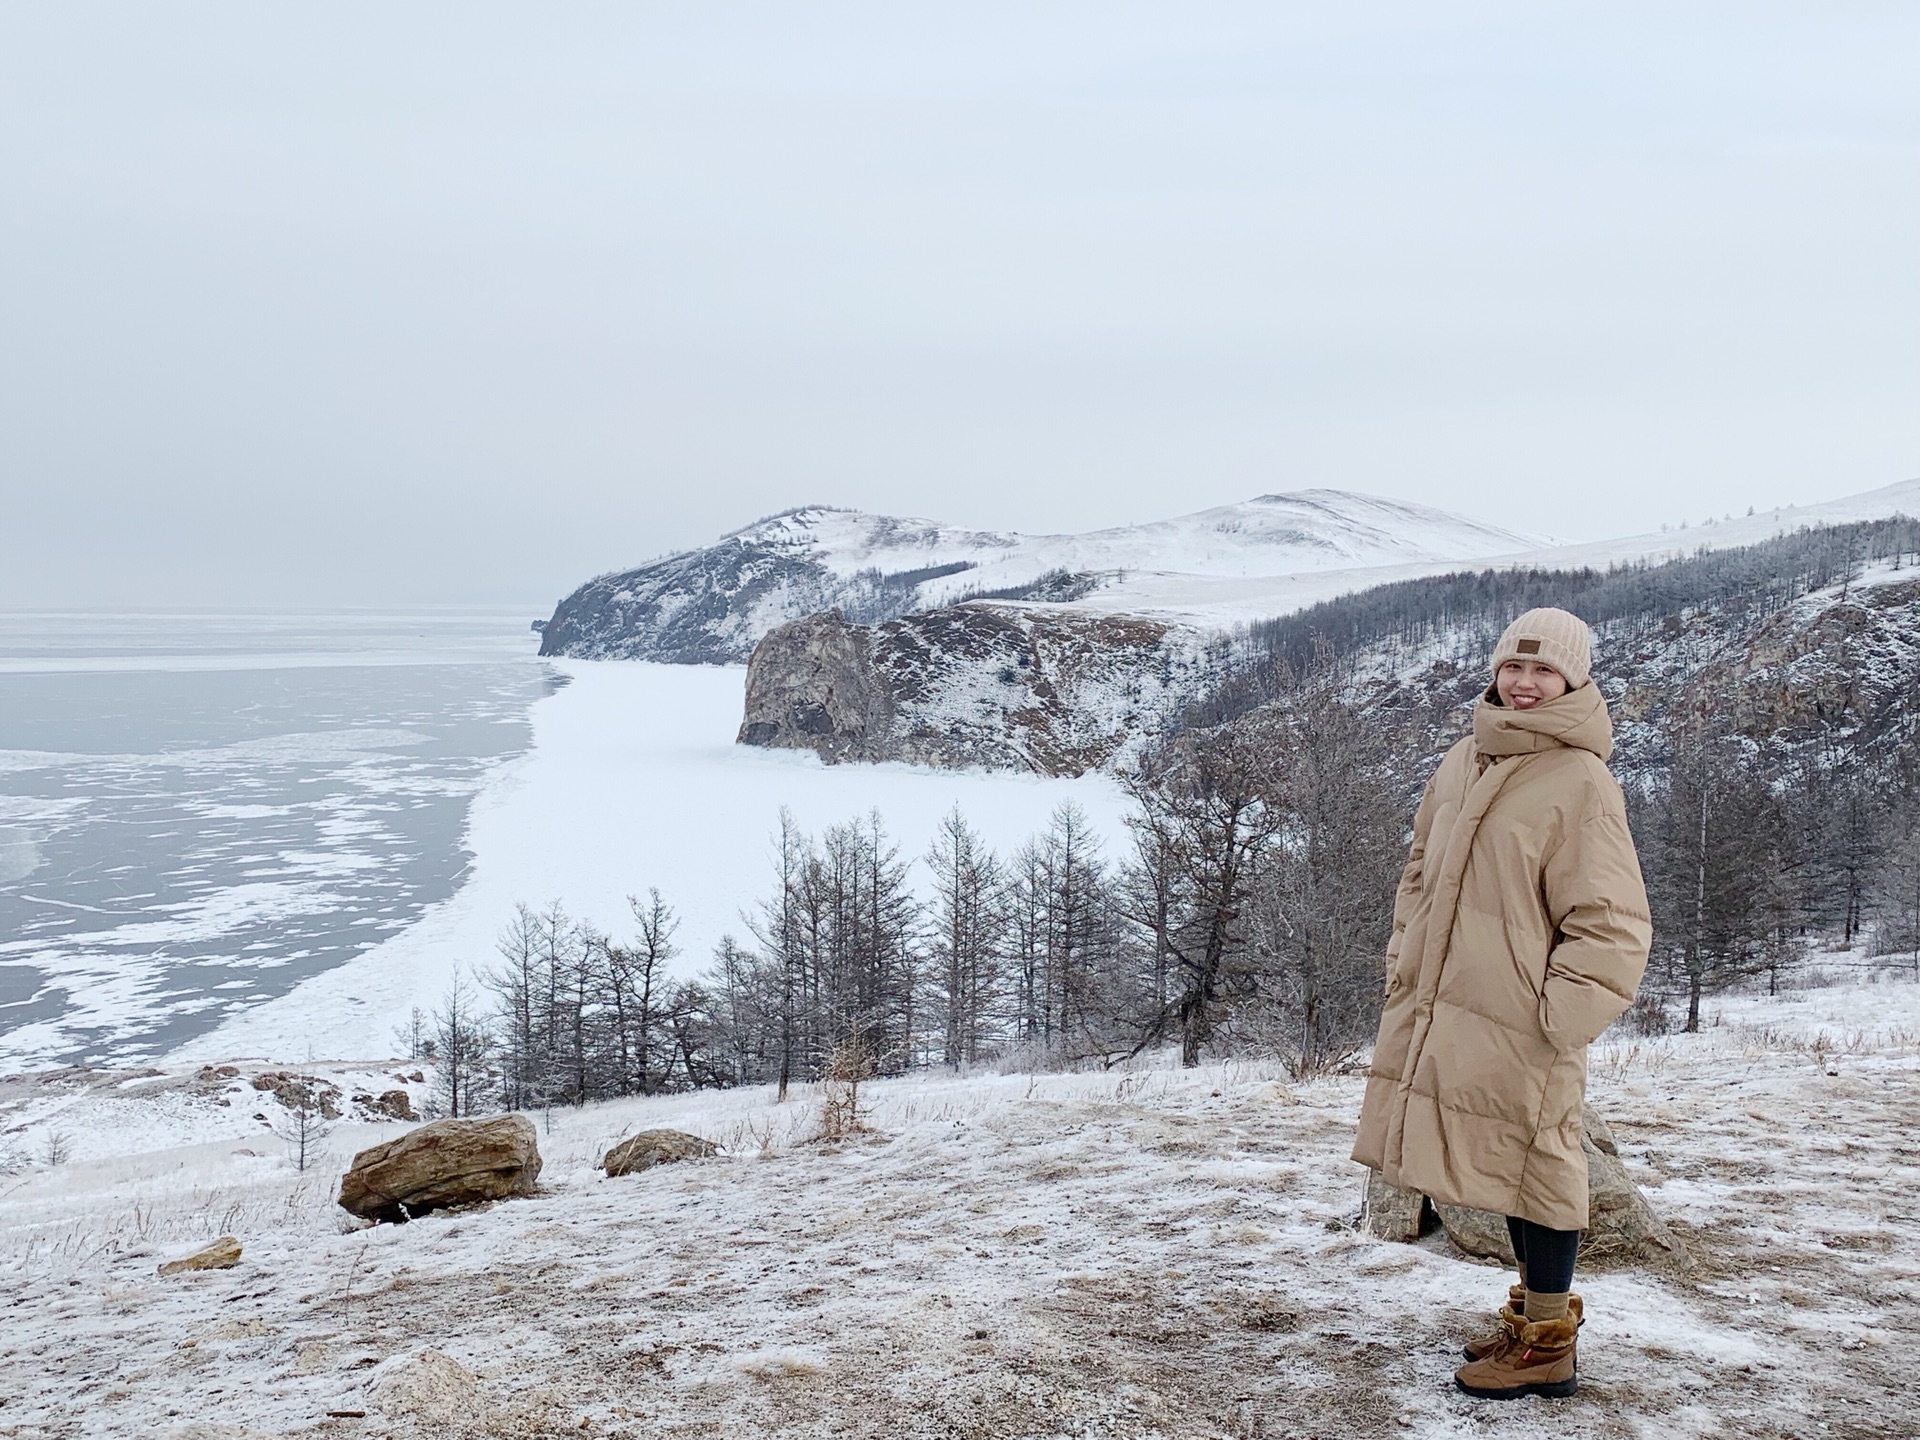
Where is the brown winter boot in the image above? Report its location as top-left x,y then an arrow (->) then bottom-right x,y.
1461,1286 -> 1527,1362
1461,1290 -> 1582,1361
1453,1312 -> 1579,1399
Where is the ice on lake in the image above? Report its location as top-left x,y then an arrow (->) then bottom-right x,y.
0,612 -> 550,1069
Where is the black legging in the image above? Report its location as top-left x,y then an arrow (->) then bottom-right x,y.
1506,1216 -> 1580,1294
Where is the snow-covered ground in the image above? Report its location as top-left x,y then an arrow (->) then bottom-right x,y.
3,971 -> 1914,1438
719,492 -> 1548,603
641,479 -> 1920,635
1064,476 -> 1920,629
171,662 -> 1133,1067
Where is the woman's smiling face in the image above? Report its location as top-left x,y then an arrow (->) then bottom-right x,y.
1495,658 -> 1569,709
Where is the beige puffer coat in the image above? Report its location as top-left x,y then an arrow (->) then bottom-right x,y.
1351,681 -> 1651,1230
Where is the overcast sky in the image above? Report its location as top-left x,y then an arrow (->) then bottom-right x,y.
1,3 -> 1914,610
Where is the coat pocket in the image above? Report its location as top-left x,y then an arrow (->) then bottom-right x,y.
1411,996 -> 1557,1130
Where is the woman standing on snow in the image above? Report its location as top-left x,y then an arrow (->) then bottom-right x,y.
1351,608 -> 1651,1400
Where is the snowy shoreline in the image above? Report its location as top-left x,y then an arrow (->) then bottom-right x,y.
173,662 -> 1133,1068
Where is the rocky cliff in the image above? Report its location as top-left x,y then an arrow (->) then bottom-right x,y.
538,508 -> 1027,663
737,603 -> 1217,776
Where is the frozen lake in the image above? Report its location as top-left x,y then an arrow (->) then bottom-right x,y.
0,612 -> 1134,1070
0,612 -> 551,1069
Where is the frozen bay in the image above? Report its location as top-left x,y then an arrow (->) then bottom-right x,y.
0,612 -> 551,1069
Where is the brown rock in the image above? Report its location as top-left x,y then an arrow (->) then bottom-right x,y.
1433,1201 -> 1516,1264
338,1114 -> 541,1223
1576,1106 -> 1684,1266
250,1070 -> 342,1119
188,1064 -> 241,1096
158,1235 -> 242,1275
603,1128 -> 718,1177
362,1089 -> 418,1122
1361,1167 -> 1429,1241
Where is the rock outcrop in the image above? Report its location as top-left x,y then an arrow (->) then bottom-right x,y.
603,1128 -> 719,1176
538,508 -> 1018,663
158,1235 -> 242,1275
1229,529 -> 1920,798
1362,1107 -> 1682,1269
337,1114 -> 542,1223
738,603 -> 1212,776
251,1071 -> 342,1119
351,1089 -> 419,1122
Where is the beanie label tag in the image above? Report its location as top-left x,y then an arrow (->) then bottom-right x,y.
1516,639 -> 1540,654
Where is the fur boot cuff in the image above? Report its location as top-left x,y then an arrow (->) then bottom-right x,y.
1516,1314 -> 1579,1348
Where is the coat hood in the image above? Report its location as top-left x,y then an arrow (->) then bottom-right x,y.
1473,680 -> 1613,763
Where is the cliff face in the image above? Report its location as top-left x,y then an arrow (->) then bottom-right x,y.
539,537 -> 842,664
536,507 -> 1029,663
738,604 -> 1215,777
1612,570 -> 1920,775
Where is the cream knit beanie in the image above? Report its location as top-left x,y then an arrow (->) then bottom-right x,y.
1490,607 -> 1593,690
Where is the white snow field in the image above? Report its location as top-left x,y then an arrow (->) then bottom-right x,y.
1064,475 -> 1920,629
740,491 -> 1549,599
173,662 -> 1133,1068
1,973 -> 1914,1439
636,479 -> 1920,634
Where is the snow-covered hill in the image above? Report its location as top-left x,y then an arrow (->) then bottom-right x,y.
1073,476 -> 1920,629
539,479 -> 1920,662
537,491 -> 1546,663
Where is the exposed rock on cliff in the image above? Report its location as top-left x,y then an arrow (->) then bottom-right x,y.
738,603 -> 1214,776
538,508 -> 1022,663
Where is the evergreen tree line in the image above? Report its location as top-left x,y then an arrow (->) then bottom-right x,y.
412,671 -> 1423,1114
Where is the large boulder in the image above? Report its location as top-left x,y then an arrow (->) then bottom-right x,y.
603,1128 -> 719,1177
338,1114 -> 541,1223
1367,1106 -> 1683,1269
